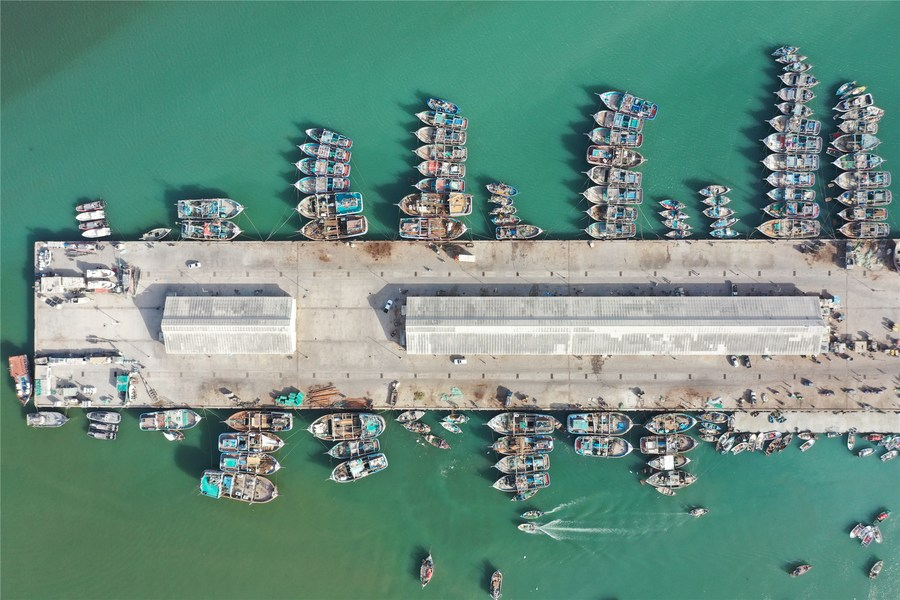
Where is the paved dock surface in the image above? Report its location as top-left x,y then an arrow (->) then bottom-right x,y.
33,239 -> 899,428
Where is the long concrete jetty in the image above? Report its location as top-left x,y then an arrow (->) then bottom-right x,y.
32,239 -> 900,429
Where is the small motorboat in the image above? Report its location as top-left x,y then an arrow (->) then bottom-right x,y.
442,413 -> 468,424
834,93 -> 873,112
26,412 -> 69,428
87,411 -> 122,424
511,490 -> 539,502
710,227 -> 739,239
76,210 -> 105,222
779,72 -> 818,87
659,199 -> 685,211
140,228 -> 171,241
698,185 -> 730,197
427,97 -> 460,114
835,81 -> 857,96
858,448 -> 875,457
689,508 -> 709,518
517,523 -> 539,533
521,510 -> 544,519
790,565 -> 812,577
420,554 -> 434,588
439,421 -> 462,434
869,560 -> 883,581
402,421 -> 430,434
423,434 -> 450,449
836,106 -> 884,123
703,206 -> 734,219
486,182 -> 518,197
655,487 -> 676,497
875,510 -> 890,523
76,199 -> 106,212
490,570 -> 502,600
702,195 -> 730,207
772,45 -> 800,57
88,429 -> 117,441
710,217 -> 738,229
881,450 -> 898,462
776,102 -> 813,117
396,410 -> 425,423
162,431 -> 185,442
666,230 -> 692,239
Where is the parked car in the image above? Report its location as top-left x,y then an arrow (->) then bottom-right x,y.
187,261 -> 201,269
383,299 -> 394,313
741,355 -> 752,368
451,356 -> 466,365
728,355 -> 739,367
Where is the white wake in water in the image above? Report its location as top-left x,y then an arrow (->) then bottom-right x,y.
534,519 -> 631,540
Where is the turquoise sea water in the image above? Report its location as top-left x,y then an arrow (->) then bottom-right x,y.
2,2 -> 898,599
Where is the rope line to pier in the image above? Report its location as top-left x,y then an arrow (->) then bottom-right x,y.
265,207 -> 297,242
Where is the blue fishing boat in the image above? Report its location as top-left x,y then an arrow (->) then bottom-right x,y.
177,199 -> 244,220
416,111 -> 468,130
427,97 -> 460,114
597,91 -> 658,120
710,227 -> 739,239
297,192 -> 364,219
180,220 -> 242,241
574,436 -> 633,458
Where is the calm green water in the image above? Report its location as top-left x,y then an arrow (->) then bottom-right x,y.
2,2 -> 898,599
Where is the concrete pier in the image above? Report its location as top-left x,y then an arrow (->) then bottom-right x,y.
33,239 -> 900,430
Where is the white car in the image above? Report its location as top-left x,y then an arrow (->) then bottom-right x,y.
187,261 -> 201,269
451,356 -> 467,365
727,355 -> 739,367
383,299 -> 394,313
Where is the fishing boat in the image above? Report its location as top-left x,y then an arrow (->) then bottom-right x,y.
218,432 -> 285,453
494,453 -> 550,474
76,209 -> 106,222
779,73 -> 819,87
139,227 -> 171,241
799,437 -> 817,452
87,428 -> 117,441
840,222 -> 890,239
79,219 -> 108,230
790,565 -> 812,577
87,411 -> 121,424
414,178 -> 466,193
838,207 -> 888,222
200,470 -> 278,503
782,61 -> 812,73
330,453 -> 389,483
836,81 -> 857,96
566,412 -> 632,436
308,413 -> 386,441
162,431 -> 185,442
493,472 -> 551,493
767,187 -> 816,202
177,199 -> 244,220
496,225 -> 542,240
487,413 -> 559,435
76,199 -> 105,212
585,221 -> 636,240
847,431 -> 856,451
647,454 -> 690,470
775,87 -> 814,103
767,116 -> 821,135
835,189 -> 891,206
492,435 -> 554,455
225,411 -> 293,432
574,436 -> 633,458
587,127 -> 643,148
832,152 -> 885,171
440,421 -> 462,434
521,511 -> 543,520
443,413 -> 468,424
834,93 -> 873,112
180,220 -> 241,241
590,205 -> 636,222
427,97 -> 460,114
666,230 -> 693,239
762,133 -> 822,154
295,158 -> 351,177
493,215 -> 521,226
836,106 -> 884,122
869,560 -> 884,580
416,111 -> 468,130
220,452 -> 281,475
414,144 -> 467,162
762,153 -> 819,172
327,439 -> 381,459
584,166 -> 642,187
765,432 -> 794,455
766,171 -> 816,188
396,410 -> 426,423
297,192 -> 364,219
402,421 -> 430,434
775,102 -> 813,117
591,110 -> 644,131
763,201 -> 820,219
698,412 -> 729,426
881,450 -> 898,462
833,171 -> 891,190
398,192 -> 472,218
414,127 -> 467,145
597,91 -> 659,120
490,571 -> 502,600
416,160 -> 466,178
709,217 -> 737,229
659,210 -> 688,222
399,217 -> 467,241
26,412 -> 69,428
306,128 -> 353,148
8,355 -> 32,405
646,469 -> 697,489
582,186 -> 642,205
698,185 -> 731,197
586,145 -> 645,168
655,487 -> 676,497
689,507 -> 709,517
420,554 -> 434,588
300,215 -> 368,240
81,227 -> 111,239
772,45 -> 800,57
490,206 -> 517,216
639,434 -> 697,455
645,413 -> 696,435
423,434 -> 450,449
139,409 -> 201,431
665,219 -> 693,232
660,199 -> 686,210
757,219 -> 820,239
831,134 -> 881,153
838,120 -> 879,135
702,206 -> 735,219
293,176 -> 350,194
298,142 -> 351,163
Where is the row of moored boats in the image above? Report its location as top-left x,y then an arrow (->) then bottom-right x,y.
74,199 -> 112,239
486,183 -> 543,240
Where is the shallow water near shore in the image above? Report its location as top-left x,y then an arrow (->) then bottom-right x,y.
2,2 -> 898,598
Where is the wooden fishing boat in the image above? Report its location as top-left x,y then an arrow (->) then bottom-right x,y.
298,142 -> 351,163
220,452 -> 281,475
487,412 -> 560,435
490,206 -> 516,217
178,198 -> 245,220
799,437 -> 817,452
832,134 -> 881,153
646,469 -> 697,489
839,222 -> 890,239
767,116 -> 821,135
489,194 -> 515,206
416,160 -> 466,178
307,413 -> 386,441
589,205 -> 637,221
666,230 -> 692,239
709,217 -> 737,229
490,571 -> 502,600
8,355 -> 32,405
832,152 -> 885,171
200,470 -> 278,503
76,199 -> 106,212
486,182 -> 518,197
833,171 -> 891,190
762,133 -> 822,154
659,199 -> 686,210
839,207 -> 888,222
416,110 -> 467,130
843,87 -> 870,99
330,453 -> 389,483
297,192 -> 364,219
767,187 -> 815,202
420,554 -> 434,588
296,158 -> 351,177
766,171 -> 816,188
834,93 -> 873,112
440,421 -> 462,434
442,413 -> 468,424
782,61 -> 812,72
492,435 -> 554,455
597,91 -> 658,119
584,166 -> 642,187
582,186 -> 642,205
869,560 -> 883,580
414,178 -> 466,193
493,453 -> 550,474
586,145 -> 645,168
496,225 -> 542,240
790,565 -> 812,577
218,432 -> 284,453
398,192 -> 472,217
225,411 -> 293,432
775,102 -> 813,117
327,438 -> 381,459
835,81 -> 857,96
838,119 -> 879,135
584,221 -> 636,240
306,128 -> 352,148
591,109 -> 644,131
772,45 -> 800,57
427,97 -> 460,114
757,219 -> 820,239
396,410 -> 425,423
399,217 -> 467,241
139,227 -> 171,241
587,127 -> 643,148
574,436 -> 633,458
647,454 -> 690,470
702,206 -> 735,219
835,106 -> 884,123
779,72 -> 819,87
300,215 -> 368,240
655,487 -> 676,497
414,127 -> 467,145
493,472 -> 550,492
663,219 -> 692,231
294,177 -> 349,196
639,434 -> 697,455
423,433 -> 450,449
698,185 -> 731,197
658,209 -> 687,221
402,421 -> 430,434
762,153 -> 819,172
414,144 -> 467,161
645,413 -> 696,435
763,201 -> 819,219
140,409 -> 202,431
689,507 -> 709,517
493,215 -> 521,227
775,87 -> 814,103
835,189 -> 891,207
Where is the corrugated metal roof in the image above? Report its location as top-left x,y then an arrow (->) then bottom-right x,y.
405,296 -> 828,356
161,296 -> 296,354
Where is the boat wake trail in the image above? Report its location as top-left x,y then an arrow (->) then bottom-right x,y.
537,519 -> 631,540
